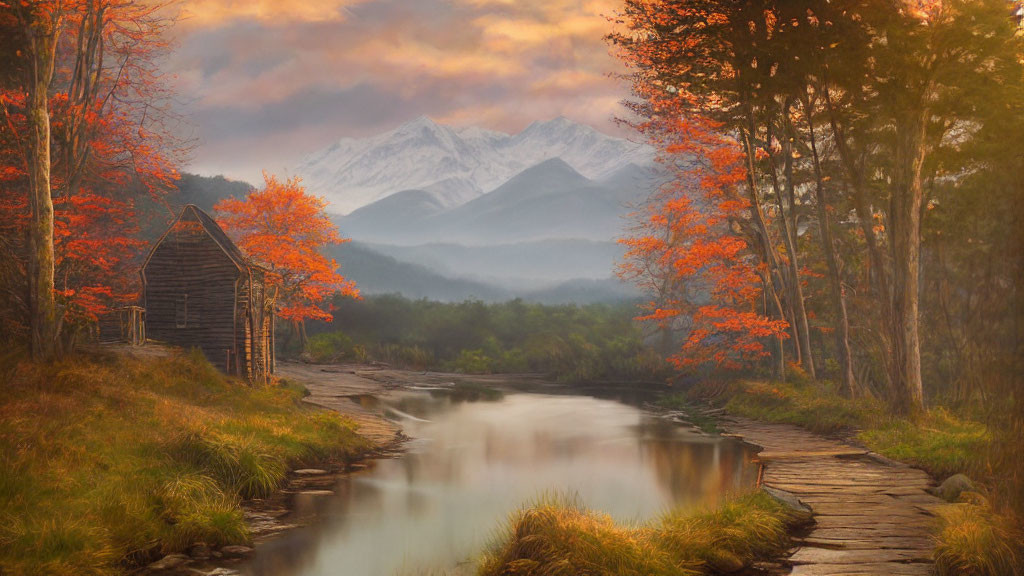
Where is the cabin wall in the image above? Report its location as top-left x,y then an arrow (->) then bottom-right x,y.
144,215 -> 240,369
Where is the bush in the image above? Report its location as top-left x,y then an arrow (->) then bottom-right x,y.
306,331 -> 364,363
451,349 -> 492,374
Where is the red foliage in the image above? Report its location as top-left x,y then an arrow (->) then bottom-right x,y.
215,173 -> 359,324
0,0 -> 181,332
616,105 -> 788,371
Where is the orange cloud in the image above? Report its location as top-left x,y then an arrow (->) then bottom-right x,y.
179,0 -> 369,27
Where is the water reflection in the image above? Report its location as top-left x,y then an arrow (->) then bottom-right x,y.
242,389 -> 757,576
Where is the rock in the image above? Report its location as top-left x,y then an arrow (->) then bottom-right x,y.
202,569 -> 240,576
765,483 -> 811,516
220,545 -> 254,558
707,550 -> 745,573
930,474 -> 974,502
189,542 -> 211,560
148,553 -> 191,571
293,468 -> 328,476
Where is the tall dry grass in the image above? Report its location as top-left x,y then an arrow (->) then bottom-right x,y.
0,348 -> 370,575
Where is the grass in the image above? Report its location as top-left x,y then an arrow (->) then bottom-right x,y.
693,379 -> 990,483
934,500 -> 1021,576
679,376 -> 1021,576
0,347 -> 371,575
478,490 -> 806,576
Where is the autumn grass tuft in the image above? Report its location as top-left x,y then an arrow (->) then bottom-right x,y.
0,347 -> 371,575
478,491 -> 802,576
934,501 -> 1022,576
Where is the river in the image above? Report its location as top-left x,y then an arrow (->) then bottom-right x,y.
239,384 -> 758,576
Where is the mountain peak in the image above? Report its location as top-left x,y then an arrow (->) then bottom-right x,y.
296,116 -> 653,214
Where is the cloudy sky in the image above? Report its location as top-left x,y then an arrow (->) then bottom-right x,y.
168,0 -> 632,183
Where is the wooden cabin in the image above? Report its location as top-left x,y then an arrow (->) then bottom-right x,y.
142,205 -> 275,381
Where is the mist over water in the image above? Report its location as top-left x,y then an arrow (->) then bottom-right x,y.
240,388 -> 758,576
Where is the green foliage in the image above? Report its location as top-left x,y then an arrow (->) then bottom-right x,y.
452,349 -> 493,374
305,295 -> 669,383
722,380 -> 883,436
478,491 -> 800,576
0,350 -> 370,575
860,409 -> 989,483
307,331 -> 365,364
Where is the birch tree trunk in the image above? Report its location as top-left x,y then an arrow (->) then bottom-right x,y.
19,7 -> 64,361
889,108 -> 929,413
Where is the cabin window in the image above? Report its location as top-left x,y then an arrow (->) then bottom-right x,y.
175,294 -> 188,328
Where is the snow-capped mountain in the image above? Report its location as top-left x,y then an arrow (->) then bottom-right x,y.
295,116 -> 654,215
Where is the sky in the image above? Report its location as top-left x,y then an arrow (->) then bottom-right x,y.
168,0 -> 632,184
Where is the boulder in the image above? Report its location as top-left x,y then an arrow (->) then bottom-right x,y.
930,474 -> 974,502
189,542 -> 211,560
147,553 -> 190,571
220,545 -> 254,558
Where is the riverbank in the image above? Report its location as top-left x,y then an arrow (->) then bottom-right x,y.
665,378 -> 1023,576
0,349 -> 374,575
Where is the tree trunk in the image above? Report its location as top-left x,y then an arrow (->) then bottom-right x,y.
804,94 -> 857,397
738,125 -> 791,380
22,11 -> 63,361
889,108 -> 929,414
822,83 -> 897,395
767,106 -> 817,378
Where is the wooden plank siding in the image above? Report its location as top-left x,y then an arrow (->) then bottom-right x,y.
142,205 -> 275,381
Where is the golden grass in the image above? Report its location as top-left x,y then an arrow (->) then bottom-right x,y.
934,501 -> 1022,576
0,348 -> 371,575
478,491 -> 802,576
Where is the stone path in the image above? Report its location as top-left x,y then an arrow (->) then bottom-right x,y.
722,417 -> 944,576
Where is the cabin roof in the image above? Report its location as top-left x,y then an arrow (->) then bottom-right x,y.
143,204 -> 249,273
188,205 -> 248,268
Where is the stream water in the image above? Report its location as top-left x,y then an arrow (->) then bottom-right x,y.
239,386 -> 758,576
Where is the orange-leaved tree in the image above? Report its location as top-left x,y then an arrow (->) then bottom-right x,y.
0,0 -> 181,356
618,111 -> 789,372
215,173 -> 359,347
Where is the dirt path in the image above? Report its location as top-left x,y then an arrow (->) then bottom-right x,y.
722,417 -> 943,576
275,362 -> 550,447
275,362 -> 405,447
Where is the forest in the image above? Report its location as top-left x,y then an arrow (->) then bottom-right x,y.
610,0 -> 1024,517
301,295 -> 668,382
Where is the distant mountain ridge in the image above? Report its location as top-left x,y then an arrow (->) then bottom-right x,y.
338,159 -> 666,245
296,116 -> 655,215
